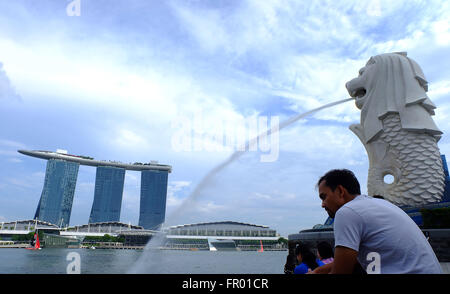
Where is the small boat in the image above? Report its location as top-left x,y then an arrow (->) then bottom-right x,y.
208,239 -> 236,251
208,239 -> 217,251
26,231 -> 42,250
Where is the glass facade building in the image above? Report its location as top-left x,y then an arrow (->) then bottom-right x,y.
89,166 -> 125,223
139,170 -> 169,229
34,159 -> 79,227
21,150 -> 171,229
166,222 -> 277,238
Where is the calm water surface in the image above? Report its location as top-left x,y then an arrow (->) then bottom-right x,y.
2,249 -> 448,274
0,249 -> 287,274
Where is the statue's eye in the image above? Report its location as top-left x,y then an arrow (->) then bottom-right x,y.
367,58 -> 376,65
359,68 -> 365,76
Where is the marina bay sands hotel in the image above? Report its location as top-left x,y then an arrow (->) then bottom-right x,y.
18,150 -> 172,230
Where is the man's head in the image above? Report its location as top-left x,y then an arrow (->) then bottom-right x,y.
295,243 -> 311,264
317,169 -> 361,218
316,241 -> 334,260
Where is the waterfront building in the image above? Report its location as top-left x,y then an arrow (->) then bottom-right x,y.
165,221 -> 278,238
34,159 -> 79,227
118,229 -> 157,246
89,166 -> 126,223
114,221 -> 282,250
139,170 -> 169,230
43,234 -> 82,248
0,219 -> 60,241
64,221 -> 143,235
163,221 -> 282,251
18,150 -> 171,228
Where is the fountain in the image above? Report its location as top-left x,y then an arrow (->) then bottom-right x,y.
128,98 -> 355,273
168,97 -> 355,223
288,52 -> 450,265
347,52 -> 445,207
129,52 -> 450,273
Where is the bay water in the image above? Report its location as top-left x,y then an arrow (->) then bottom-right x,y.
0,248 -> 287,274
1,248 -> 449,274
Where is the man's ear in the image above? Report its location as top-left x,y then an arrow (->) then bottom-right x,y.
337,185 -> 346,198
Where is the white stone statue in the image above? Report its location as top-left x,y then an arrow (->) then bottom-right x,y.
346,52 -> 445,207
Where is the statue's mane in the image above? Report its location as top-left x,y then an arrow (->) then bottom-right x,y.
360,52 -> 442,143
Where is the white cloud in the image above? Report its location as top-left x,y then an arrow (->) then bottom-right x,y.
0,139 -> 26,151
0,150 -> 19,157
122,191 -> 140,209
124,172 -> 139,184
194,201 -> 226,214
432,19 -> 450,46
8,158 -> 23,163
5,171 -> 44,189
251,192 -> 272,200
428,80 -> 450,100
0,62 -> 20,101
114,128 -> 151,151
2,0 -> 450,236
166,180 -> 191,208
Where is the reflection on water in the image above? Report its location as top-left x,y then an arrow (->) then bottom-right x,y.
0,249 -> 286,274
0,248 -> 141,274
1,249 -> 448,274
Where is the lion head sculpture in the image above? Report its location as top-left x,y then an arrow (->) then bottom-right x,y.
346,52 -> 442,144
346,52 -> 445,206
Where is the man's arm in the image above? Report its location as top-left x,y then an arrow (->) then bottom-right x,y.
330,206 -> 362,274
329,246 -> 358,274
309,246 -> 358,274
308,262 -> 333,274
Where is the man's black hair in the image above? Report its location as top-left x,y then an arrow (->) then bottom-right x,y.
295,243 -> 320,271
317,169 -> 361,195
317,241 -> 334,259
284,254 -> 298,273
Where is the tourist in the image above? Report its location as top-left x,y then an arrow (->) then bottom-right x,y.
294,243 -> 324,274
284,253 -> 298,274
316,241 -> 334,264
310,169 -> 442,274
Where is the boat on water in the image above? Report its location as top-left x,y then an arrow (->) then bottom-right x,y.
208,239 -> 237,251
258,240 -> 264,252
26,231 -> 42,250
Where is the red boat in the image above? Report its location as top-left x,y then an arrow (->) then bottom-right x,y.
26,232 -> 41,250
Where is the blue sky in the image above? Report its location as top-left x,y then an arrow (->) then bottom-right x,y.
1,0 -> 450,237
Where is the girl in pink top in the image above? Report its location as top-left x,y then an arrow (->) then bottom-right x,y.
317,241 -> 334,264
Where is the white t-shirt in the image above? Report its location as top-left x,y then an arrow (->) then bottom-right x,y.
334,195 -> 442,274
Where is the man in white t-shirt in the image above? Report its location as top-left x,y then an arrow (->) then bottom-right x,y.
310,169 -> 442,274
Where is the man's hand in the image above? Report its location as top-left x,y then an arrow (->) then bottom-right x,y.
308,262 -> 332,274
330,246 -> 358,274
309,246 -> 358,274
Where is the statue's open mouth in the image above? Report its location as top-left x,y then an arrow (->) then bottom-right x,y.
351,88 -> 366,99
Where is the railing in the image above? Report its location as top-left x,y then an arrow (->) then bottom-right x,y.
163,244 -> 209,250
0,241 -> 32,248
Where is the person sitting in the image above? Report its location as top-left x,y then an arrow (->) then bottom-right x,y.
284,253 -> 298,274
311,169 -> 442,274
316,241 -> 334,264
294,243 -> 324,274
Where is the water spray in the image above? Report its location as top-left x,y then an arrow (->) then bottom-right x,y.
168,97 -> 355,221
128,97 -> 354,273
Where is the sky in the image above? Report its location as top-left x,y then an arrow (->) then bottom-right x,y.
1,0 -> 450,237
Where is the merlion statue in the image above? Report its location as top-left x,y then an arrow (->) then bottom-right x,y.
346,52 -> 445,207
